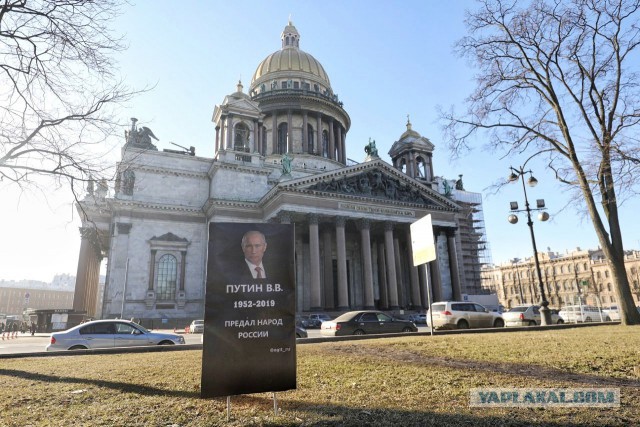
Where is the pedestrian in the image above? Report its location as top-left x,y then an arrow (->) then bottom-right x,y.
30,322 -> 36,336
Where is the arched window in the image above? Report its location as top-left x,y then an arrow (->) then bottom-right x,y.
234,122 -> 250,152
322,130 -> 329,157
399,158 -> 407,174
607,283 -> 612,292
605,270 -> 610,278
277,123 -> 288,154
307,124 -> 314,154
157,254 -> 177,300
583,263 -> 588,271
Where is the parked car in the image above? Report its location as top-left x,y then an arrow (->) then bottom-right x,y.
189,319 -> 204,333
321,311 -> 417,336
46,319 -> 186,351
295,323 -> 308,338
558,305 -> 611,323
603,305 -> 621,321
427,301 -> 505,330
408,313 -> 427,324
308,313 -> 332,328
296,315 -> 313,329
503,305 -> 564,326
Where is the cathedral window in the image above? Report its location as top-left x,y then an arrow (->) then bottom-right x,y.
293,81 -> 299,89
314,84 -> 319,92
281,81 -> 287,89
322,130 -> 329,157
157,254 -> 177,300
307,124 -> 314,153
277,123 -> 288,154
234,123 -> 250,152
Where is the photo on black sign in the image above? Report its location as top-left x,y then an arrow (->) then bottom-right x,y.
201,223 -> 296,398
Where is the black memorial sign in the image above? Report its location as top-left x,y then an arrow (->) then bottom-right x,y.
201,223 -> 296,398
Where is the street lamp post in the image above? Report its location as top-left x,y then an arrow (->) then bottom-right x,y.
507,165 -> 553,326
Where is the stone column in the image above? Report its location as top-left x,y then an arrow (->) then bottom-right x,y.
328,119 -> 335,160
336,216 -> 349,309
258,121 -> 264,155
358,219 -> 375,309
73,227 -> 102,318
322,227 -> 335,309
272,112 -> 278,154
393,235 -> 405,307
405,228 -> 422,307
377,241 -> 388,309
219,116 -> 226,150
447,230 -> 462,301
309,214 -> 322,310
341,128 -> 346,164
302,111 -> 308,153
215,126 -> 220,153
384,222 -> 399,309
252,120 -> 259,153
226,114 -> 233,149
430,257 -> 443,303
419,264 -> 431,308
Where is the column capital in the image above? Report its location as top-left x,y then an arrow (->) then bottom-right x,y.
335,216 -> 346,227
384,221 -> 394,232
309,213 -> 319,225
279,211 -> 292,224
356,218 -> 371,231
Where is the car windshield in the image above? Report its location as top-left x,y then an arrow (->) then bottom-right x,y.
508,307 -> 529,312
193,320 -> 204,325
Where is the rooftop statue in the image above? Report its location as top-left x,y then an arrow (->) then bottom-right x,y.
125,117 -> 159,150
364,138 -> 379,160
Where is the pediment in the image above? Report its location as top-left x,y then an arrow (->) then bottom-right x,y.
273,160 -> 458,211
150,232 -> 188,242
222,97 -> 261,114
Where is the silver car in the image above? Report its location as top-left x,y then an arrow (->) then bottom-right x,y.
46,319 -> 185,351
503,305 -> 564,326
427,301 -> 505,330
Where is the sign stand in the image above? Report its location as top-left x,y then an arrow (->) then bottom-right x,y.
273,392 -> 279,415
226,396 -> 231,422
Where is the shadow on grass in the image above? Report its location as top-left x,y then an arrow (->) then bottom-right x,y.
0,368 -> 198,398
221,394 -> 605,427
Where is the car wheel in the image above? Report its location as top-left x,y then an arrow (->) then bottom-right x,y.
585,317 -> 592,322
402,327 -> 413,333
493,319 -> 505,328
296,333 -> 301,338
605,316 -> 611,322
353,329 -> 365,336
158,340 -> 175,345
457,320 -> 469,330
528,320 -> 537,326
556,319 -> 564,324
69,345 -> 88,351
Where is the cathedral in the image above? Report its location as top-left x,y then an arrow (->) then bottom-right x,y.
72,21 -> 488,325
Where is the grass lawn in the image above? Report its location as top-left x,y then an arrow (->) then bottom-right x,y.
1,325 -> 639,426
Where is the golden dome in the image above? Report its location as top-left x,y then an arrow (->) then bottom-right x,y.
250,21 -> 332,92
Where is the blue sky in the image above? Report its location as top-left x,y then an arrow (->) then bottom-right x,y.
2,0 -> 639,281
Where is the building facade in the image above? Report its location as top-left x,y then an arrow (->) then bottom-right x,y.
481,248 -> 640,309
72,22 -> 489,324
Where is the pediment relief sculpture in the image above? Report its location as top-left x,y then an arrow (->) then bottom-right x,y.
309,169 -> 435,205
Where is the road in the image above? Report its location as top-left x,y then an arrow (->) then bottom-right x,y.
0,326 -> 433,355
0,331 -> 204,355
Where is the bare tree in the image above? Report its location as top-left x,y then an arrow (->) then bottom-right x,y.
441,0 -> 640,324
0,0 -> 139,205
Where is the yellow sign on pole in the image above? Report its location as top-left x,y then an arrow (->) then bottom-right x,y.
410,214 -> 436,266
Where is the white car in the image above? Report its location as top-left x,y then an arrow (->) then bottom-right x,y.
558,305 -> 610,323
502,305 -> 564,326
427,301 -> 504,330
46,319 -> 185,351
190,319 -> 204,333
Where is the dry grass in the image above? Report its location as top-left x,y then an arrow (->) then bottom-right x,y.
1,325 -> 639,426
